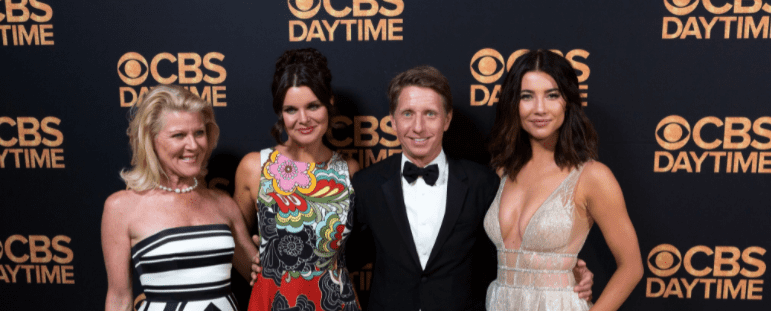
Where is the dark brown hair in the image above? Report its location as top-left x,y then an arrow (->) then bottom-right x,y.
489,49 -> 598,177
387,65 -> 453,115
270,47 -> 338,144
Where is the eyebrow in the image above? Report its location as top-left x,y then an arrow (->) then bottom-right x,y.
167,125 -> 205,131
520,88 -> 560,93
284,100 -> 322,108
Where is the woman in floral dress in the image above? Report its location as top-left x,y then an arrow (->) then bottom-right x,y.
234,48 -> 361,311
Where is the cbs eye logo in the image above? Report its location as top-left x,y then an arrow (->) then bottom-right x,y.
648,244 -> 683,277
470,49 -> 506,84
655,115 -> 691,150
117,52 -> 149,86
664,0 -> 700,16
288,0 -> 322,19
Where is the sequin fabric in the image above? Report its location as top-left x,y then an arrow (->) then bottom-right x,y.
483,165 -> 593,311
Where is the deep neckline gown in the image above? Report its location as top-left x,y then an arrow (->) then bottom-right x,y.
483,165 -> 593,311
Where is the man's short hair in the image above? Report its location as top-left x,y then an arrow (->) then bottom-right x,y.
388,65 -> 453,115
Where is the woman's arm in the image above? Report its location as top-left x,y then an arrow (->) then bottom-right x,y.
101,192 -> 134,311
582,162 -> 643,311
233,152 -> 263,231
219,193 -> 259,282
346,158 -> 360,177
234,151 -> 264,284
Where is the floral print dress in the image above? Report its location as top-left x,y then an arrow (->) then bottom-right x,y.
248,148 -> 360,311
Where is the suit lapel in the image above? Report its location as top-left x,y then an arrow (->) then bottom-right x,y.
426,158 -> 468,268
380,156 -> 422,269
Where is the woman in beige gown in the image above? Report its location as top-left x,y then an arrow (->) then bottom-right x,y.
485,50 -> 643,311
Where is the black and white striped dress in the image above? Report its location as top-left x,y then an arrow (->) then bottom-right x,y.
131,224 -> 239,311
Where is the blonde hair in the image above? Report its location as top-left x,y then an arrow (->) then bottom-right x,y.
120,85 -> 220,191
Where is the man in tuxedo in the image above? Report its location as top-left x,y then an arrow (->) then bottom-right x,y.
348,66 -> 592,311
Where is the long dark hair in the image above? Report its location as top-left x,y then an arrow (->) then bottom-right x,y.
489,49 -> 598,177
270,47 -> 338,144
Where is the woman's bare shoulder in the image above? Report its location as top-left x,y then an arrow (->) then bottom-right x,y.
104,189 -> 144,212
203,187 -> 241,218
345,157 -> 361,176
102,189 -> 148,233
580,161 -> 616,185
238,151 -> 265,173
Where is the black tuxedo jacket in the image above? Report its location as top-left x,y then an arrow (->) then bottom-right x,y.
349,154 -> 500,311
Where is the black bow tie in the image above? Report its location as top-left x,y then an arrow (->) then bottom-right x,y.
402,162 -> 440,186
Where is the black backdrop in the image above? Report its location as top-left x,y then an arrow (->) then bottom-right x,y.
2,1 -> 770,310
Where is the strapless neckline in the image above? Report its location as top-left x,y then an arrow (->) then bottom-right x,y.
131,224 -> 230,253
130,223 -> 237,310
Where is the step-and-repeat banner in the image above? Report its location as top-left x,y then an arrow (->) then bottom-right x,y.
1,1 -> 769,310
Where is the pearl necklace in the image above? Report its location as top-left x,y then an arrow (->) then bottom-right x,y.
158,178 -> 198,193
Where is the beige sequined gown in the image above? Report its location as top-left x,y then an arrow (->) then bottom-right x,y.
484,165 -> 593,311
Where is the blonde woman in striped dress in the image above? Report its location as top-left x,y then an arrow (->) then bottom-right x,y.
102,85 -> 257,311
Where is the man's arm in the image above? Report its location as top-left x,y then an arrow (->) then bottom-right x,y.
344,173 -> 375,273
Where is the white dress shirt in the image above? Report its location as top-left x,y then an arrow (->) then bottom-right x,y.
400,150 -> 449,269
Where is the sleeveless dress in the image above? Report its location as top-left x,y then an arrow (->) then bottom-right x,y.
131,224 -> 239,311
248,148 -> 360,311
483,165 -> 593,311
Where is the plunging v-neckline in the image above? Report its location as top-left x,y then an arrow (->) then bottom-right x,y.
497,169 -> 574,251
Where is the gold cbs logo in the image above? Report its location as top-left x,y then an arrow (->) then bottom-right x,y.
655,115 -> 771,151
648,244 -> 683,277
648,244 -> 766,278
0,235 -> 73,264
287,0 -> 404,19
655,115 -> 691,150
117,52 -> 226,86
664,0 -> 771,15
470,48 -> 590,84
0,116 -> 62,148
0,0 -> 52,23
470,49 -> 507,84
288,0 -> 322,19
